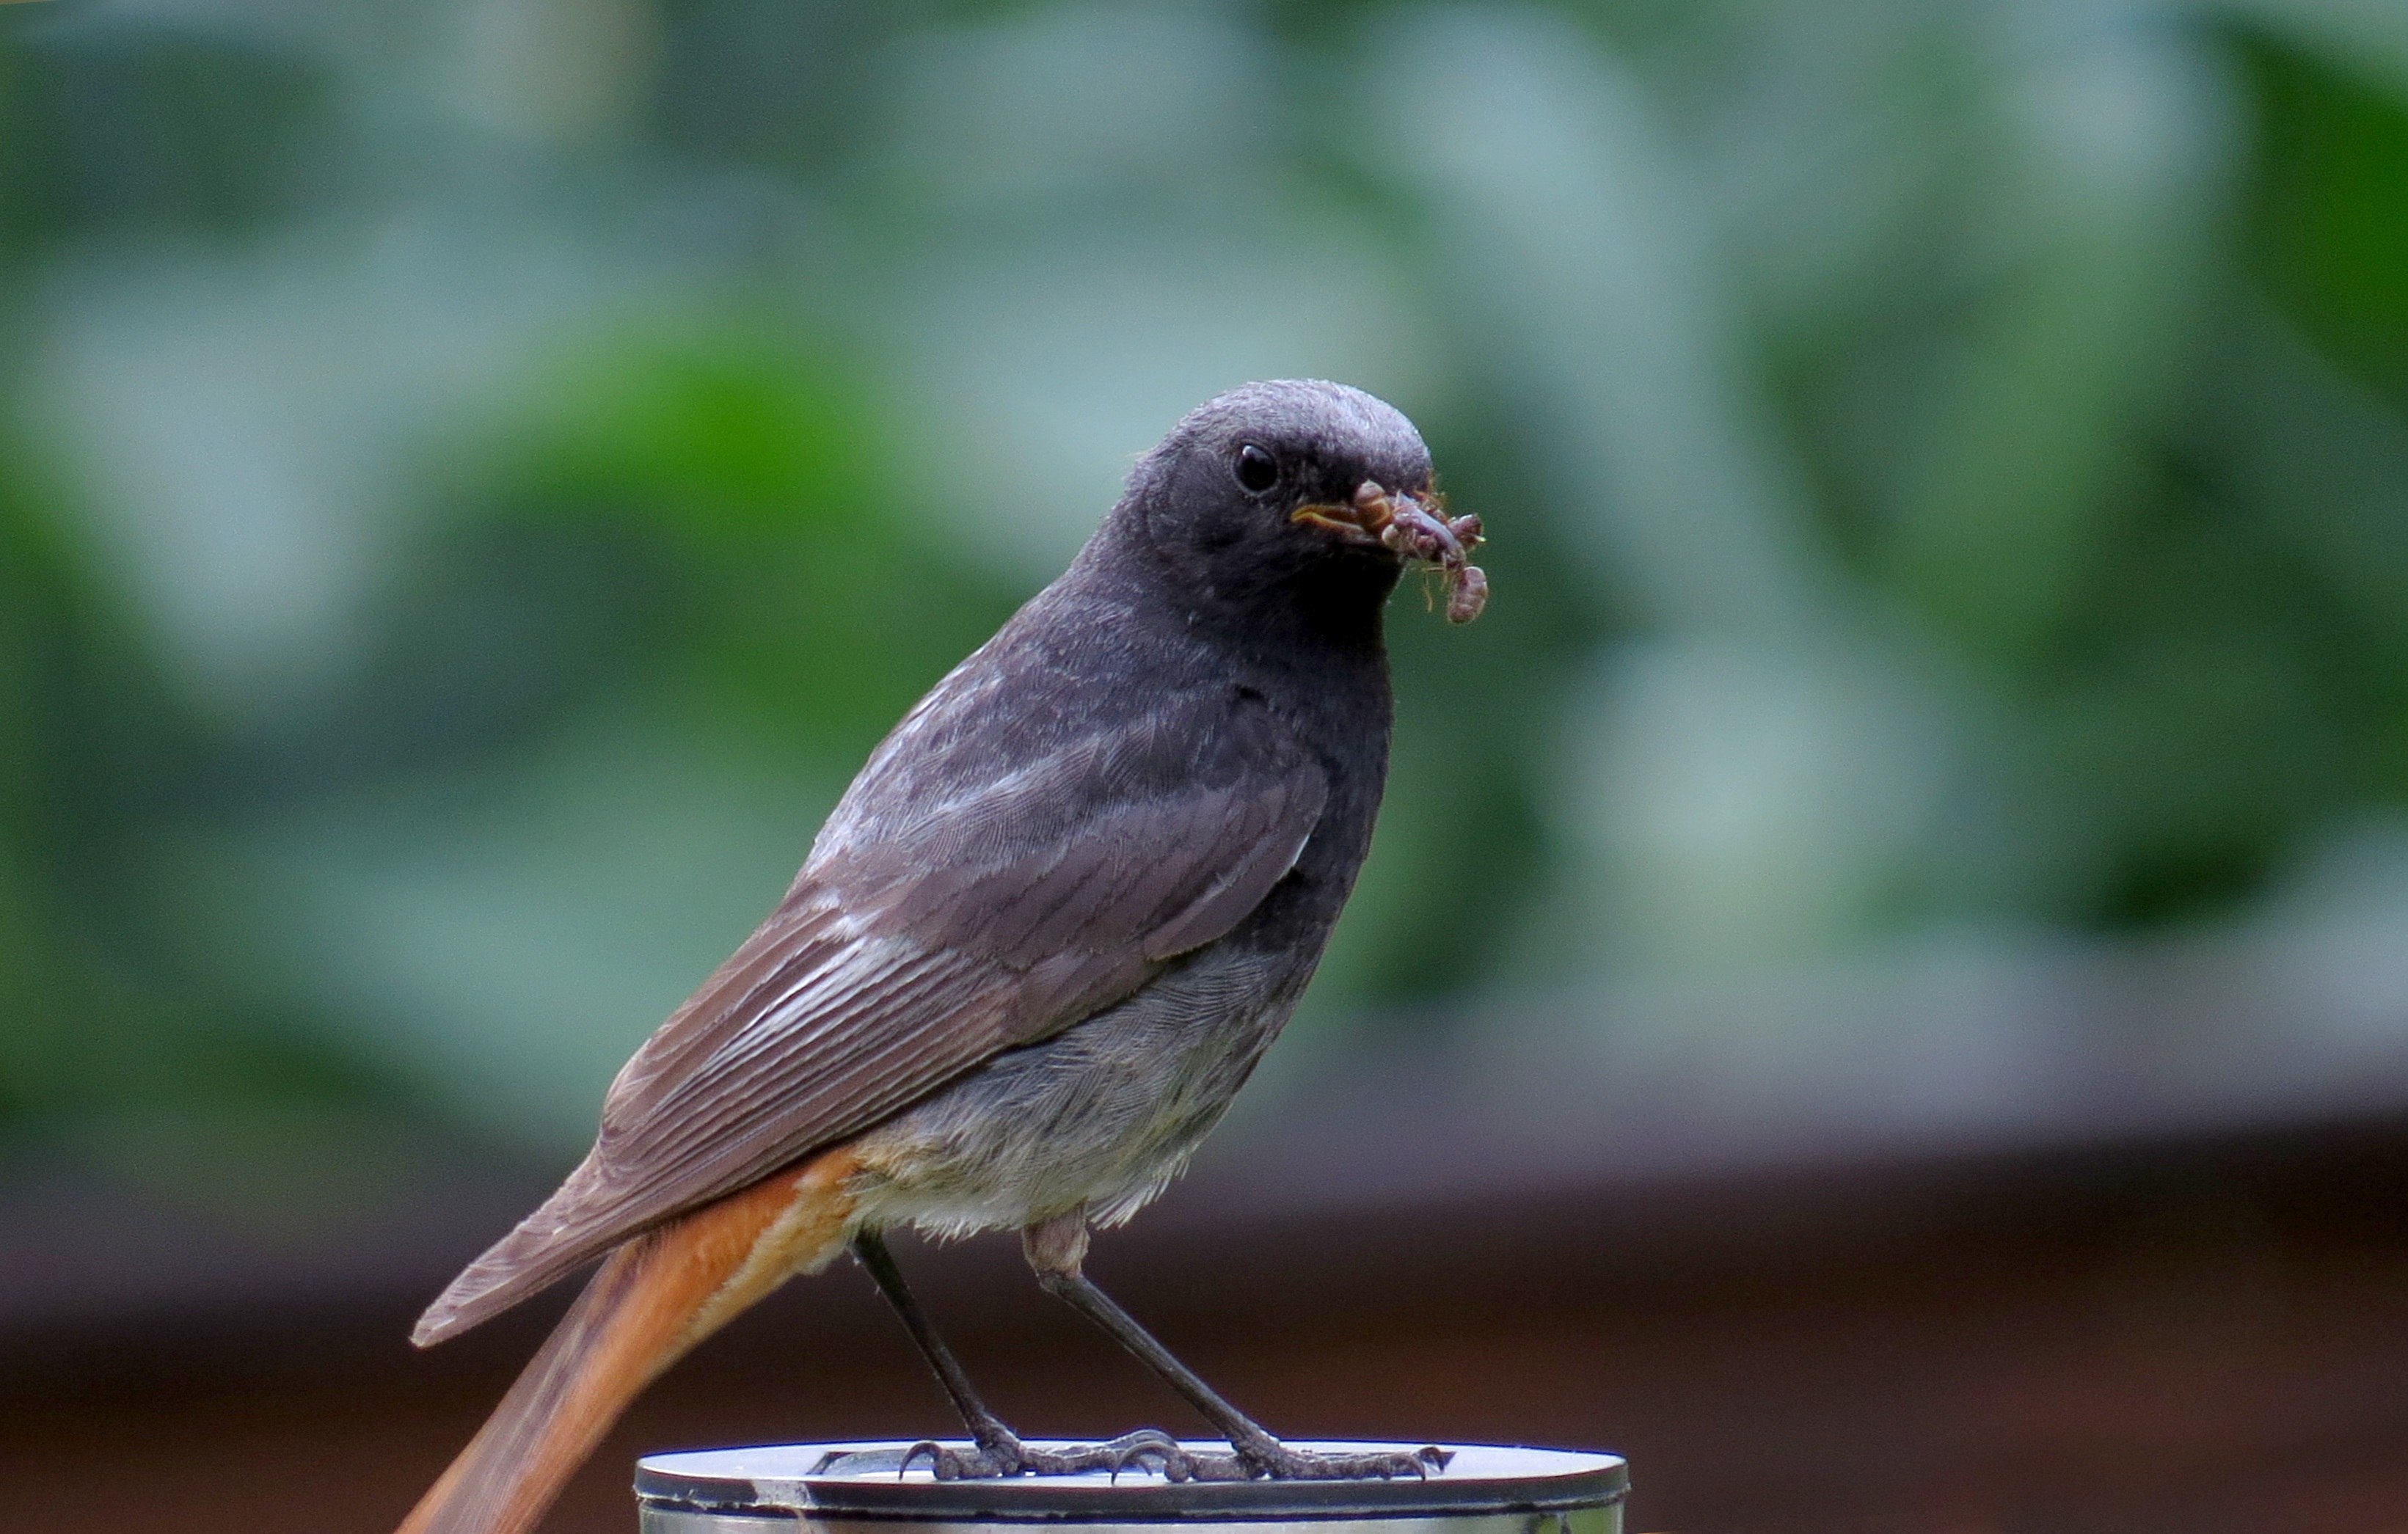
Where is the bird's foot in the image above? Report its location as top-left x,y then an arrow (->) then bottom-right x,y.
900,1428 -> 1186,1480
1219,1437 -> 1453,1481
897,1432 -> 1449,1483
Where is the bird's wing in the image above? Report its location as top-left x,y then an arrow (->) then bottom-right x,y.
415,684 -> 1324,1344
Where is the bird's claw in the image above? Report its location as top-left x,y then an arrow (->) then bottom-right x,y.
1084,1439 -> 1453,1482
899,1439 -> 982,1480
901,1430 -> 1192,1480
899,1433 -> 1449,1483
1225,1440 -> 1453,1480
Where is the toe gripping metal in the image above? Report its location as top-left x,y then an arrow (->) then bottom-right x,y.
856,1228 -> 1451,1485
896,1436 -> 1452,1483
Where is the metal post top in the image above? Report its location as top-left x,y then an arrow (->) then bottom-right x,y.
635,1442 -> 1629,1522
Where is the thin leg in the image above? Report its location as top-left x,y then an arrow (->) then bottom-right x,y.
1021,1213 -> 1449,1481
852,1231 -> 1020,1454
852,1229 -> 1181,1480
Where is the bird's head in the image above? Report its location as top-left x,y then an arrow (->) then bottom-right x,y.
1119,379 -> 1486,626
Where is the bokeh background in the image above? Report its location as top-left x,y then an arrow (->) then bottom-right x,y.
5,0 -> 2408,1530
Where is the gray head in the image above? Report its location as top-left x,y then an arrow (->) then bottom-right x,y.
1143,379 -> 1433,506
1104,380 -> 1473,630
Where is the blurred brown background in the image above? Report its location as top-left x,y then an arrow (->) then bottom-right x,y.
10,1109 -> 2408,1533
6,0 -> 2408,1528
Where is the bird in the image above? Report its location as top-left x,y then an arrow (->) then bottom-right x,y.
395,379 -> 1489,1534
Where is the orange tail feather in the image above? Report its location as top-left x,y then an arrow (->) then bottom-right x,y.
397,1147 -> 860,1534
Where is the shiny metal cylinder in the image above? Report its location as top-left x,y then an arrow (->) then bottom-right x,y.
636,1442 -> 1627,1534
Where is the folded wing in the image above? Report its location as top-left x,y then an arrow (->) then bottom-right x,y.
415,679 -> 1324,1345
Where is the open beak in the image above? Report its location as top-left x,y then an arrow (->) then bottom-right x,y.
1291,481 -> 1490,623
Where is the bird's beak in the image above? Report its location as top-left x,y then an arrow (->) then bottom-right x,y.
1290,481 -> 1420,547
1291,481 -> 1490,623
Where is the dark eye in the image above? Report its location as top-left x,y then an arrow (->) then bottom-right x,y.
1233,443 -> 1280,494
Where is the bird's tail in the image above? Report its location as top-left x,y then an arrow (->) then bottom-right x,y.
396,1147 -> 861,1534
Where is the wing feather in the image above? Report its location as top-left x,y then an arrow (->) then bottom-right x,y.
414,665 -> 1326,1346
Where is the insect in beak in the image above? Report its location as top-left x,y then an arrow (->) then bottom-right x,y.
1291,482 -> 1489,623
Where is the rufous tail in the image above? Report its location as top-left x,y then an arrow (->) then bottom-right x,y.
396,1147 -> 861,1534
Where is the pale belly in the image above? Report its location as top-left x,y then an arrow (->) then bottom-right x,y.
847,943 -> 1301,1238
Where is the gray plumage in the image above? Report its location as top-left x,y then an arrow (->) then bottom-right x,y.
415,379 -> 1432,1348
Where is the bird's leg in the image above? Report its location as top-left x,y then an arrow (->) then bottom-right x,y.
1021,1213 -> 1450,1482
851,1230 -> 1181,1480
852,1230 -> 1021,1472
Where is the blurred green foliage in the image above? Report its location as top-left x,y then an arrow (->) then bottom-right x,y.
0,0 -> 2405,1175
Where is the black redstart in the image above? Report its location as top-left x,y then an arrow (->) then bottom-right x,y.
398,379 -> 1487,1534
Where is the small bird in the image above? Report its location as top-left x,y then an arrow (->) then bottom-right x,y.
396,379 -> 1488,1534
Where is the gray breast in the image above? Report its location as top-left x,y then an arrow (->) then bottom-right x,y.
848,941 -> 1305,1238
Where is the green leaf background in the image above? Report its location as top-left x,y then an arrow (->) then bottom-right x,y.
1,0 -> 2405,1198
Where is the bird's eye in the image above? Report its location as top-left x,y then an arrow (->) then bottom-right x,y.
1233,443 -> 1280,494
